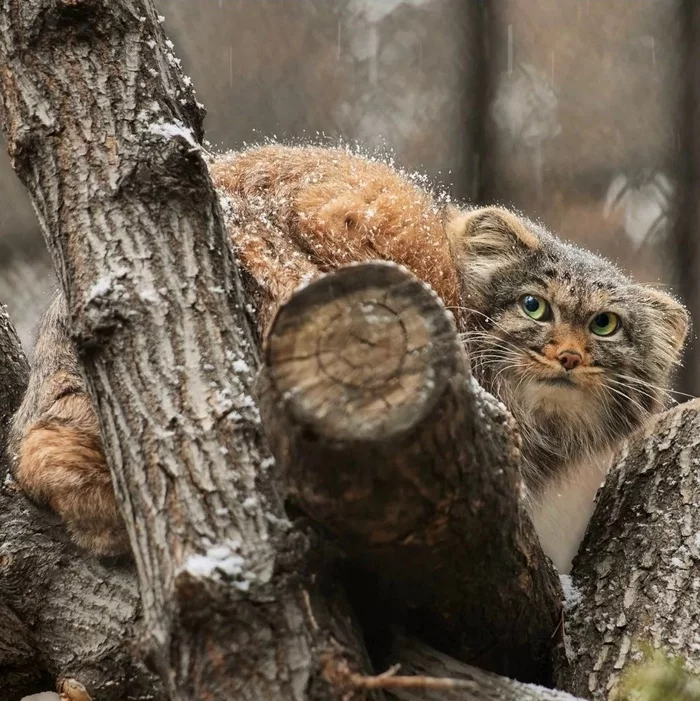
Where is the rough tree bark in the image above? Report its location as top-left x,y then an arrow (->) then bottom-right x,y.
0,1 -> 378,699
0,310 -> 46,699
557,399 -> 700,699
0,305 -> 28,481
259,261 -> 563,684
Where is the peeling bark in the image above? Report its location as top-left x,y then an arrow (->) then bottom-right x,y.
0,1 -> 376,699
557,400 -> 700,699
260,262 -> 563,684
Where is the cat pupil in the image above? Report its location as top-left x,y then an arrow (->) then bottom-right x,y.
596,313 -> 609,327
524,296 -> 539,312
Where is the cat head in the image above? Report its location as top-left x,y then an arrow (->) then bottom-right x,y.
447,206 -> 689,486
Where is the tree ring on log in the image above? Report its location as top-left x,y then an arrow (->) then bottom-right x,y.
265,262 -> 464,443
316,301 -> 408,389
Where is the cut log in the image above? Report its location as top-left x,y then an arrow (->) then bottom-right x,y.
557,399 -> 700,698
260,261 -> 563,684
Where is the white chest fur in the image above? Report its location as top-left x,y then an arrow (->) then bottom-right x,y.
530,451 -> 612,573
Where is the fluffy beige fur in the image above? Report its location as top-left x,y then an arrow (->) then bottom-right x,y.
210,145 -> 464,333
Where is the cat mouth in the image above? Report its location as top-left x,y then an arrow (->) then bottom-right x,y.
538,374 -> 576,386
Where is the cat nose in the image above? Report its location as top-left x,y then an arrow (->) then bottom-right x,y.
557,350 -> 582,371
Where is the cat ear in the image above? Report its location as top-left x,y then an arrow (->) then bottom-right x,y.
641,287 -> 690,354
445,206 -> 540,260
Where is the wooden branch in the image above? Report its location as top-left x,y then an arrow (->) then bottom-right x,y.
0,1 -> 379,699
260,262 -> 564,684
557,400 -> 700,698
375,637 -> 584,701
0,490 -> 165,701
0,303 -> 45,699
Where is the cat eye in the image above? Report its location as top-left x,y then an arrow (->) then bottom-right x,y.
590,312 -> 621,337
519,294 -> 552,322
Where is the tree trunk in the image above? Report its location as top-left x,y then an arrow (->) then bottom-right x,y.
557,400 -> 700,699
0,1 -> 377,699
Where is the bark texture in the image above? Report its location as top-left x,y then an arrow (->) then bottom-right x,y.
0,305 -> 28,481
557,399 -> 700,699
260,262 -> 563,684
0,1 -> 377,699
0,308 -> 44,699
0,491 -> 164,701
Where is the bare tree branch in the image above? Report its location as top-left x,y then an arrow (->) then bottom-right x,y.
0,490 -> 165,701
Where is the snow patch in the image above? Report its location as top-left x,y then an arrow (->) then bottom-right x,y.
88,277 -> 113,301
183,541 -> 253,591
148,120 -> 197,148
560,574 -> 583,611
87,267 -> 130,303
231,358 -> 250,375
260,456 -> 276,471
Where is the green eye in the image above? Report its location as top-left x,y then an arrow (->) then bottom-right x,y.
520,294 -> 551,321
590,312 -> 620,336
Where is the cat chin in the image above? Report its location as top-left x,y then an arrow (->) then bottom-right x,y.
515,378 -> 594,416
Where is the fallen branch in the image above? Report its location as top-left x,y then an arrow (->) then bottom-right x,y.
260,262 -> 563,683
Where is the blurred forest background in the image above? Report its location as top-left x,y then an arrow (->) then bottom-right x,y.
2,0 -> 698,392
